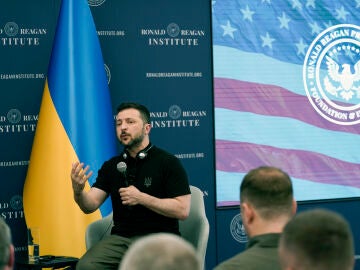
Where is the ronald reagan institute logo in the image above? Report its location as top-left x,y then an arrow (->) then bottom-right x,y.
303,24 -> 360,125
230,213 -> 248,243
88,0 -> 106,6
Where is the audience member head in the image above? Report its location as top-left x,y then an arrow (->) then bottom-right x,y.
240,166 -> 296,237
0,218 -> 14,270
119,233 -> 200,270
279,208 -> 354,270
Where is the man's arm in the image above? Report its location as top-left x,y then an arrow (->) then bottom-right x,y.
71,161 -> 107,214
73,187 -> 108,214
119,186 -> 191,220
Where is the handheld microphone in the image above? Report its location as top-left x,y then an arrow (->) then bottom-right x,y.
116,161 -> 132,210
116,161 -> 129,186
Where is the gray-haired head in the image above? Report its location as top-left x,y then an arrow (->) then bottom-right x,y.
119,233 -> 201,270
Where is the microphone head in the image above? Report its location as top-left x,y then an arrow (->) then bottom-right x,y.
117,161 -> 127,173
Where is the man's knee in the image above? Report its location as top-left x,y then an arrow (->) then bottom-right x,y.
76,257 -> 97,270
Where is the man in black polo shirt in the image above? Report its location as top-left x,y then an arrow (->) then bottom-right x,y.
71,102 -> 191,270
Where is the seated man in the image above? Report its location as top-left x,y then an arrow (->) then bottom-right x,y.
214,166 -> 297,270
72,103 -> 191,270
279,208 -> 355,270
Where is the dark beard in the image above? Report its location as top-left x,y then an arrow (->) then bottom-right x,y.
125,132 -> 145,150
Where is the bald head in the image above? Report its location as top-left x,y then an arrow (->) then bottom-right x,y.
119,233 -> 200,270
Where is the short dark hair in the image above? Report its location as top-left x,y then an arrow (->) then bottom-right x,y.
116,102 -> 150,124
240,166 -> 293,219
280,209 -> 354,270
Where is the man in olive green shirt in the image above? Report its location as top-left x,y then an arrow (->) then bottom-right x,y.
214,166 -> 297,270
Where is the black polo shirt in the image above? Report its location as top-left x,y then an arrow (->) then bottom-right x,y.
92,144 -> 190,237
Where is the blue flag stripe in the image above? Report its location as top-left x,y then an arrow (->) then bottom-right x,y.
47,0 -> 116,215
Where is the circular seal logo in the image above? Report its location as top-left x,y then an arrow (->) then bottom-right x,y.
167,23 -> 180,38
230,213 -> 248,243
10,195 -> 23,210
88,0 -> 106,6
7,109 -> 21,124
168,105 -> 182,119
303,24 -> 360,125
104,64 -> 111,84
4,22 -> 19,37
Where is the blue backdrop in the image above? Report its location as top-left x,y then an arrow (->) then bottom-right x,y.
0,0 -> 216,268
1,1 -> 360,270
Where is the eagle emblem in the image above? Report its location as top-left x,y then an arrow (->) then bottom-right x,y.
324,56 -> 360,101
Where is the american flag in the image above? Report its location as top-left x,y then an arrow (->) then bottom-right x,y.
212,0 -> 360,206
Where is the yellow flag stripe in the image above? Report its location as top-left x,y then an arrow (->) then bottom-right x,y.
23,81 -> 101,257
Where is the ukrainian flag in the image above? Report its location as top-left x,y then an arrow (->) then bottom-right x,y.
23,0 -> 116,257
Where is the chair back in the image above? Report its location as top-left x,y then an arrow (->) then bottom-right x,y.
85,212 -> 113,250
179,185 -> 209,270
